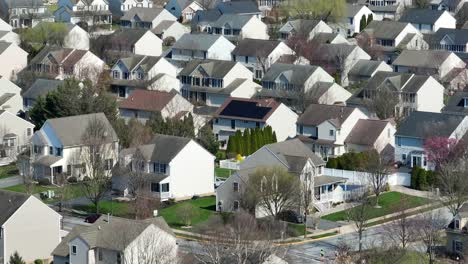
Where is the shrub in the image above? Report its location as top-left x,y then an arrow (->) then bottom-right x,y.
82,176 -> 91,182
326,158 -> 338,169
215,151 -> 226,161
67,176 -> 78,183
34,259 -> 43,264
163,36 -> 176,46
38,178 -> 50,186
176,203 -> 198,227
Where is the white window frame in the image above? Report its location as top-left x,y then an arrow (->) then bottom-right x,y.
71,245 -> 77,255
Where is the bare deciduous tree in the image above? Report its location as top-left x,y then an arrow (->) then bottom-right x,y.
382,196 -> 416,249
348,192 -> 372,253
363,150 -> 390,207
413,210 -> 447,264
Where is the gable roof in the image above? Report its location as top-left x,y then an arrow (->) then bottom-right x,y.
117,55 -> 164,72
211,14 -> 254,28
279,19 -> 321,34
364,20 -> 410,40
121,7 -> 169,22
297,104 -> 357,127
0,41 -> 13,54
215,97 -> 281,122
107,28 -> 149,46
152,20 -> 177,34
442,91 -> 468,115
216,1 -> 261,14
396,111 -> 466,138
23,79 -> 64,100
172,33 -> 224,51
349,60 -> 391,77
399,8 -> 448,24
52,216 -> 174,257
430,28 -> 468,46
364,72 -> 430,93
345,119 -> 390,146
44,113 -> 118,147
0,190 -> 30,225
262,63 -> 320,86
136,134 -> 192,163
264,139 -> 326,169
118,90 -> 177,112
345,3 -> 367,17
392,49 -> 453,68
6,0 -> 45,8
179,59 -> 238,78
232,38 -> 283,57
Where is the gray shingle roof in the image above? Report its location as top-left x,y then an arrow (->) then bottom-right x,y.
152,20 -> 177,34
367,72 -> 430,92
216,1 -> 261,14
345,3 -> 366,17
262,63 -> 319,86
279,19 -> 321,34
265,139 -> 326,169
134,134 -> 192,163
430,28 -> 468,46
23,79 -> 63,100
232,38 -> 282,57
0,190 -> 30,225
345,119 -> 390,146
121,7 -> 167,22
349,60 -> 388,77
0,41 -> 12,54
364,20 -> 409,40
396,111 -> 466,138
52,216 -> 174,257
312,32 -> 342,44
108,28 -> 149,46
172,33 -> 223,51
314,175 -> 347,187
442,91 -> 468,115
392,49 -> 453,68
297,104 -> 356,128
45,113 -> 118,147
399,8 -> 446,24
6,0 -> 45,8
179,59 -> 237,78
119,55 -> 163,72
211,14 -> 254,28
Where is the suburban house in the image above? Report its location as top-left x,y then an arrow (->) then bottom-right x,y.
2,0 -> 54,28
27,47 -> 106,83
0,110 -> 34,162
102,28 -> 163,57
110,55 -> 179,98
296,104 -> 369,158
441,68 -> 468,91
446,203 -> 468,257
55,0 -> 113,26
52,216 -> 177,264
118,89 -> 194,122
361,20 -> 428,63
179,59 -> 260,107
29,113 -> 119,183
191,9 -> 222,32
120,7 -> 177,29
399,9 -> 456,33
348,60 -> 393,84
347,72 -> 445,117
164,0 -> 204,22
0,76 -> 23,115
359,0 -> 411,20
395,111 -> 468,170
120,0 -> 153,13
114,134 -> 215,200
151,20 -> 189,42
344,119 -> 396,154
0,41 -> 28,80
0,190 -> 61,264
204,14 -> 269,40
258,63 -> 351,107
278,19 -> 333,40
0,18 -> 11,31
309,44 -> 371,87
0,29 -> 19,45
23,79 -> 64,110
171,34 -> 235,61
62,23 -> 90,50
333,3 -> 373,37
256,0 -> 282,15
442,91 -> 468,115
425,28 -> 468,53
392,50 -> 466,80
216,139 -> 348,214
215,1 -> 262,17
231,38 -> 295,79
312,32 -> 349,44
212,97 -> 298,146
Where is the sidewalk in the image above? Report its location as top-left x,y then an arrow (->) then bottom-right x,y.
391,185 -> 433,199
0,175 -> 23,188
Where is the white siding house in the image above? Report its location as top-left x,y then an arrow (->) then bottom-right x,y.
0,42 -> 28,80
0,191 -> 61,264
171,34 -> 235,61
0,77 -> 22,115
399,9 -> 456,33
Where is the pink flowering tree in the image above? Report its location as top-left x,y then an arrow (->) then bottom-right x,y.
424,137 -> 460,169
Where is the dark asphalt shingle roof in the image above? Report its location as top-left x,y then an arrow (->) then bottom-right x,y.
172,34 -> 225,51
179,59 -> 237,78
0,41 -> 12,54
133,134 -> 191,163
23,79 -> 63,100
430,28 -> 468,46
364,20 -> 409,40
399,9 -> 447,24
349,60 -> 390,77
0,190 -> 30,225
345,119 -> 390,146
265,139 -> 326,168
442,91 -> 468,115
118,90 -> 177,112
262,63 -> 320,86
279,19 -> 322,34
392,49 -> 453,68
216,1 -> 261,14
121,7 -> 169,22
396,111 -> 466,138
232,38 -> 283,57
297,104 -> 356,128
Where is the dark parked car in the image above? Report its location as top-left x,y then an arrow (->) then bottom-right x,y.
277,210 -> 304,224
85,213 -> 101,223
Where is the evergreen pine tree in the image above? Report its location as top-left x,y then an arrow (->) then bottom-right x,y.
244,129 -> 252,156
272,131 -> 277,142
366,14 -> 373,26
234,130 -> 243,155
9,251 -> 26,264
359,15 -> 366,32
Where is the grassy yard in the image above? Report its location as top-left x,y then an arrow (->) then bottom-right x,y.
0,163 -> 18,179
4,184 -> 52,193
159,196 -> 216,228
73,201 -> 132,217
3,183 -> 86,203
322,192 -> 431,222
215,167 -> 235,179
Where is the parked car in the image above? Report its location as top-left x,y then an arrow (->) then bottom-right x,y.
277,210 -> 304,224
85,213 -> 101,223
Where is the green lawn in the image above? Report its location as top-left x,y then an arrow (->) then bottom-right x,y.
73,201 -> 132,217
215,167 -> 235,179
159,196 -> 216,228
3,183 -> 86,203
3,184 -> 55,194
0,163 -> 18,179
322,192 -> 431,222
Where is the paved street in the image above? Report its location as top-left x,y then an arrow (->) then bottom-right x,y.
0,175 -> 22,188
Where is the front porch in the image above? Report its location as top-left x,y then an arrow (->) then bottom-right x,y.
313,175 -> 349,212
33,155 -> 63,184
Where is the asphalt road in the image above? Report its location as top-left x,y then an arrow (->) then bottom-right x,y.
0,175 -> 22,188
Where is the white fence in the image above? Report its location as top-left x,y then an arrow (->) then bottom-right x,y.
219,159 -> 240,170
324,168 -> 411,187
